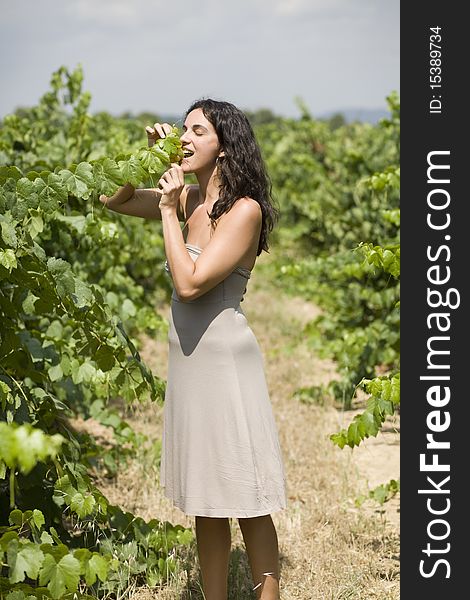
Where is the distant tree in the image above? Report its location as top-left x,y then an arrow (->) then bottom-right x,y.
114,111 -> 163,124
328,112 -> 346,130
244,108 -> 280,126
8,106 -> 33,119
134,111 -> 161,124
294,96 -> 313,121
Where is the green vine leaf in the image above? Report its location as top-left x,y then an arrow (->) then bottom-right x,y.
0,249 -> 18,271
38,553 -> 80,599
70,492 -> 96,518
8,540 -> 45,583
85,553 -> 109,586
0,424 -> 64,475
330,373 -> 400,448
58,162 -> 94,199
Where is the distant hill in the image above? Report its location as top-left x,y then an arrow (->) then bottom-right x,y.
156,114 -> 184,126
318,108 -> 389,124
142,108 -> 390,126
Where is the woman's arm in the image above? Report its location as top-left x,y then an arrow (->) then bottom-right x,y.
158,164 -> 261,302
163,198 -> 261,301
99,184 -> 187,221
99,121 -> 188,221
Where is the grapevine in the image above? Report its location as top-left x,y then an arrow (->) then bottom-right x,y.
1,66 -> 192,599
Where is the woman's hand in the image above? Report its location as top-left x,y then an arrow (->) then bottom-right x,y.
145,122 -> 173,147
157,164 -> 185,213
99,183 -> 135,209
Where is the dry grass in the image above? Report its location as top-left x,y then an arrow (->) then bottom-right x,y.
96,251 -> 400,599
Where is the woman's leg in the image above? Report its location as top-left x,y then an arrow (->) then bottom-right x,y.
238,515 -> 280,600
195,516 -> 231,600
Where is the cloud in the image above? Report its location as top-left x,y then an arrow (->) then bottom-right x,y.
253,0 -> 385,19
0,0 -> 399,118
274,0 -> 343,17
66,0 -> 141,25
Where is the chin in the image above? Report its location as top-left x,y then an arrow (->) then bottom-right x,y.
181,163 -> 194,174
181,159 -> 195,174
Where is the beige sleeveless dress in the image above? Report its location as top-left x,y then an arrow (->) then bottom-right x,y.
160,242 -> 288,518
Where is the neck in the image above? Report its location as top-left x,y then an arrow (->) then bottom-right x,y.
195,165 -> 221,211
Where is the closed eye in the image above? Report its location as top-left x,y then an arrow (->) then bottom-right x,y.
182,124 -> 209,134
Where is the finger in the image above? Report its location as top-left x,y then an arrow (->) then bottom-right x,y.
170,164 -> 184,184
146,126 -> 157,146
158,174 -> 172,187
155,123 -> 166,138
165,165 -> 179,178
168,168 -> 181,185
175,168 -> 185,186
170,163 -> 184,174
162,123 -> 173,135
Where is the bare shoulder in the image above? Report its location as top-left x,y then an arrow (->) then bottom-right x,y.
215,198 -> 262,261
224,197 -> 262,227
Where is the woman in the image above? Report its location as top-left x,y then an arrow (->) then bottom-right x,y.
100,99 -> 287,600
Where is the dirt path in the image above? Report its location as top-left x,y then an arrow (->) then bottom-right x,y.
100,252 -> 400,599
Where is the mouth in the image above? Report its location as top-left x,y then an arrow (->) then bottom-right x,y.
182,148 -> 194,159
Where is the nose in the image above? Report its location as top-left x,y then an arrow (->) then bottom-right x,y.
180,131 -> 190,144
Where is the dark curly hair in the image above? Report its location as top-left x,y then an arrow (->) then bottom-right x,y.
185,98 -> 279,256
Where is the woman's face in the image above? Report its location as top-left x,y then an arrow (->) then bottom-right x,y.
179,108 -> 223,174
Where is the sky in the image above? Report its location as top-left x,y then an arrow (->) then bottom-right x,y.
0,0 -> 399,120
